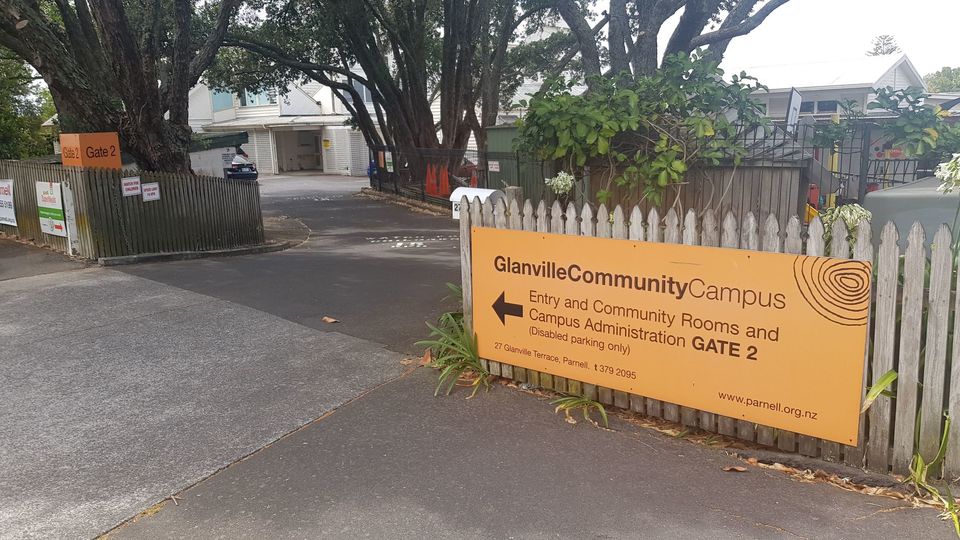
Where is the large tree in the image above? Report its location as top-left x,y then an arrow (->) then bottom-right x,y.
559,0 -> 792,80
866,34 -> 900,56
0,53 -> 54,158
925,67 -> 960,93
0,0 -> 242,171
216,0 -> 559,157
216,0 -> 790,158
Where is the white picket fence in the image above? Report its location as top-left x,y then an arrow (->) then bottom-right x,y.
458,195 -> 960,481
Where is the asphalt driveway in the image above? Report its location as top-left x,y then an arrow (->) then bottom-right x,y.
119,174 -> 461,353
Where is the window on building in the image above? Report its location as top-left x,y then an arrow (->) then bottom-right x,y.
240,89 -> 277,107
816,100 -> 838,113
799,102 -> 814,113
212,90 -> 234,112
351,80 -> 374,104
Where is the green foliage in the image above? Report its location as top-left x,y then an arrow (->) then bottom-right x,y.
925,67 -> 960,93
417,311 -> 489,398
907,416 -> 960,537
861,369 -> 897,413
500,26 -> 581,111
866,34 -> 901,56
0,57 -> 54,159
867,86 -> 949,157
819,203 -> 871,248
858,375 -> 959,536
810,99 -> 863,148
550,394 -> 608,427
206,0 -> 362,96
516,52 -> 768,206
443,282 -> 463,303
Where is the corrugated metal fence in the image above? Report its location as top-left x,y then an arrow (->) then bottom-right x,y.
0,161 -> 264,260
459,195 -> 960,481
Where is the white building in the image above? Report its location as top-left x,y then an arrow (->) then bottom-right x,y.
740,55 -> 929,119
188,81 -> 372,176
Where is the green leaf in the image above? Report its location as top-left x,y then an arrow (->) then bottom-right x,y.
657,170 -> 669,186
670,160 -> 687,173
861,369 -> 898,413
597,137 -> 609,154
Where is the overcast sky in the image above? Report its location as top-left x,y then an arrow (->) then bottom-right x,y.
657,0 -> 959,77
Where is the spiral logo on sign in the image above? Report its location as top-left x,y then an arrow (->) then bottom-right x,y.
792,256 -> 871,327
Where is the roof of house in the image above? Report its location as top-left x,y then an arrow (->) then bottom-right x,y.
733,54 -> 925,92
202,114 -> 353,130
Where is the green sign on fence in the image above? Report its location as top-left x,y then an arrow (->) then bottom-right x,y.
35,181 -> 66,237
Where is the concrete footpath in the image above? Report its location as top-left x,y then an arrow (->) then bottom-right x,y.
114,368 -> 949,539
0,268 -> 406,539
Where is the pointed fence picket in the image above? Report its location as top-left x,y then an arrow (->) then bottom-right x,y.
893,224 -> 926,473
457,196 -> 960,481
845,221 -> 873,469
756,214 -> 781,448
867,223 -> 898,472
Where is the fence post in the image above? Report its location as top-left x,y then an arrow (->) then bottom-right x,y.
60,171 -> 82,256
857,122 -> 872,202
419,149 -> 426,202
459,196 -> 473,334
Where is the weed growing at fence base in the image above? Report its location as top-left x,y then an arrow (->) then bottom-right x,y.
864,383 -> 959,536
551,394 -> 609,428
417,306 -> 489,398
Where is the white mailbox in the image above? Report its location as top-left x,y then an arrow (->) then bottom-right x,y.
449,187 -> 505,220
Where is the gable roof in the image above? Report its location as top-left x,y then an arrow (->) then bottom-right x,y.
732,54 -> 925,93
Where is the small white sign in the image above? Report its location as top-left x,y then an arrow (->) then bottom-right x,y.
0,179 -> 15,226
35,181 -> 67,237
122,176 -> 142,197
142,182 -> 160,202
786,87 -> 803,135
385,152 -> 395,173
488,160 -> 500,173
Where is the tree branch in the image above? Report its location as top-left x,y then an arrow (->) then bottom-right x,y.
223,35 -> 383,102
537,14 -> 608,93
689,0 -> 791,48
663,0 -> 721,57
704,0 -> 762,60
189,0 -> 242,84
554,0 -> 601,79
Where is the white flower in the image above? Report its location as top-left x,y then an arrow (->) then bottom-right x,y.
936,154 -> 960,194
545,171 -> 575,195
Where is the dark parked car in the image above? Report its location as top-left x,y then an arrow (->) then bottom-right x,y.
225,154 -> 258,181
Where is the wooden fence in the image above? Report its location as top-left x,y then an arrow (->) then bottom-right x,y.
0,161 -> 264,260
0,161 -> 79,254
458,195 -> 960,481
587,162 -> 806,232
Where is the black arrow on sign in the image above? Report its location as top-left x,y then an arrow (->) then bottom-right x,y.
492,291 -> 523,325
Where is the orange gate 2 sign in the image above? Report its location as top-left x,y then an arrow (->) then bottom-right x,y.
471,227 -> 871,445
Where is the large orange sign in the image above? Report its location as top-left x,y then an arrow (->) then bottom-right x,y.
59,132 -> 122,169
472,227 -> 871,445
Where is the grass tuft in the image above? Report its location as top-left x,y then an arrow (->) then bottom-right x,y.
550,394 -> 608,428
417,311 -> 489,398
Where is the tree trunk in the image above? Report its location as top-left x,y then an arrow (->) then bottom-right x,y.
555,0 -> 601,81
